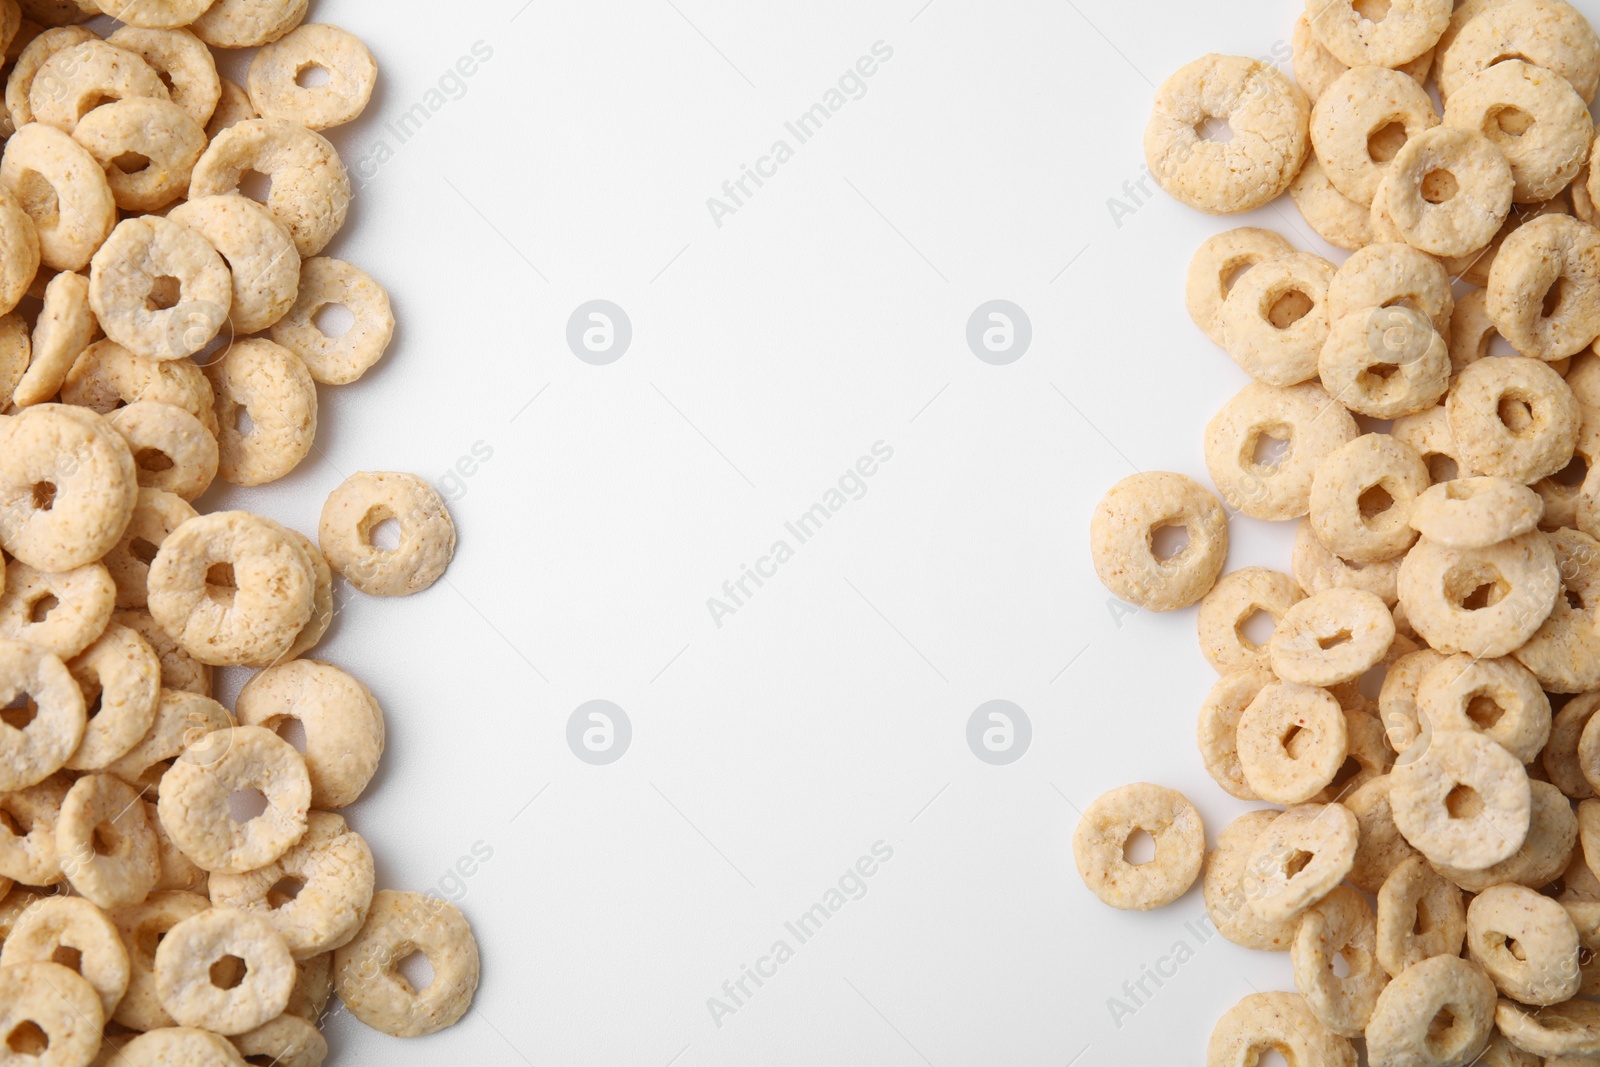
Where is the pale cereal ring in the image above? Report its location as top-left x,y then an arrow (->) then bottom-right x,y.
1515,528 -> 1600,691
96,0 -> 214,31
1439,0 -> 1600,103
1310,433 -> 1429,563
1496,999 -> 1600,1058
146,510 -> 314,667
63,338 -> 218,436
13,269 -> 92,409
1444,59 -> 1592,203
1366,956 -> 1496,1066
1203,810 -> 1300,951
1269,588 -> 1396,687
1409,476 -> 1543,548
105,27 -> 220,129
57,771 -> 157,908
319,470 -> 457,599
1468,884 -> 1577,1002
286,951 -> 329,1022
1416,652 -> 1550,761
1143,53 -> 1310,215
1313,704 -> 1393,802
1205,990 -> 1356,1067
1292,13 -> 1433,101
1292,517 -> 1403,606
0,182 -> 39,317
109,889 -> 208,1032
1243,802 -> 1358,920
1432,778 -> 1576,891
0,775 -> 66,884
168,194 -> 299,335
1375,854 -> 1466,976
65,621 -> 159,769
4,25 -> 96,127
1291,885 -> 1386,1037
1449,357 -> 1580,481
72,97 -> 206,213
247,24 -> 374,131
267,257 -> 393,385
1546,691 -> 1600,797
332,890 -> 480,1038
1488,214 -> 1600,360
0,557 -> 115,659
1438,0 -> 1509,56
0,315 -> 28,406
1197,568 -> 1303,675
1387,125 -> 1514,257
204,77 -> 254,140
279,528 -> 330,664
1345,773 -> 1418,893
88,215 -> 232,363
1306,0 -> 1451,67
154,906 -> 294,1035
145,797 -> 205,894
28,39 -> 168,134
107,402 -> 218,502
1237,682 -> 1349,804
1318,307 -> 1449,419
1443,195 -> 1570,290
1367,170 -> 1409,245
118,1027 -> 250,1066
1198,668 -> 1274,800
1393,405 -> 1477,485
0,895 -> 128,1019
0,121 -> 115,271
0,961 -> 104,1067
1289,153 -> 1375,250
103,686 -> 229,791
1310,64 -> 1439,206
191,0 -> 306,50
113,610 -> 210,697
155,723 -> 308,876
1328,241 -> 1454,338
103,488 -> 196,609
230,1013 -> 326,1067
1391,727 -> 1531,867
235,659 -> 383,810
209,810 -> 373,959
1534,407 -> 1596,528
1206,381 -> 1360,521
1219,251 -> 1333,386
1070,782 -> 1201,911
189,118 -> 349,256
206,338 -> 315,488
1185,227 -> 1295,346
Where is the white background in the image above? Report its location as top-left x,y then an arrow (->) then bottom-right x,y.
165,0 -> 1535,1062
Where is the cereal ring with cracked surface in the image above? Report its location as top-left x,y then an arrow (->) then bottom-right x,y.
1394,404 -> 1479,484
1467,881 -> 1580,1005
0,894 -> 128,1019
1206,381 -> 1360,522
1432,778 -> 1576,890
0,775 -> 67,884
1398,531 -> 1560,656
189,119 -> 348,257
0,558 -> 113,659
1488,214 -> 1600,360
106,27 -> 219,129
110,889 -> 208,1032
1143,53 -> 1310,215
1328,241 -> 1454,338
1496,999 -> 1600,1058
13,269 -> 92,409
4,25 -> 95,127
103,687 -> 229,791
156,724 -> 308,874
1319,306 -> 1449,419
1417,651 -> 1551,761
1306,0 -> 1450,67
279,528 -> 330,665
1238,682 -> 1349,804
96,0 -> 214,30
113,610 -> 210,698
1197,568 -> 1302,675
267,257 -> 393,385
1375,854 -> 1465,976
1345,774 -> 1418,893
103,488 -> 196,610
1439,0 -> 1600,103
1198,669 -> 1275,800
0,183 -> 39,318
154,907 -> 294,1035
192,0 -> 306,49
1310,434 -> 1429,563
1290,153 -> 1375,250
0,961 -> 104,1067
1090,471 -> 1227,612
1545,691 -> 1600,797
1206,990 -> 1355,1067
58,771 -> 158,908
168,195 -> 299,335
1444,59 -> 1592,203
1410,476 -> 1543,548
1243,803 -> 1358,921
1071,782 -> 1202,911
73,97 -> 206,213
89,216 -> 231,363
1291,885 -> 1386,1037
247,24 -> 375,131
1452,358 -> 1580,482
65,621 -> 159,770
1310,64 -> 1439,207
1269,588 -> 1396,687
1367,956 -> 1496,1066
206,338 -> 316,487
1219,252 -> 1333,386
205,77 -> 254,139
1515,530 -> 1600,691
1185,228 -> 1295,346
64,339 -> 218,436
230,1012 -> 326,1067
1392,727 -> 1531,867
332,890 -> 480,1038
0,121 -> 115,271
1387,125 -> 1515,257
235,660 -> 383,810
107,403 -> 218,502
1203,809 -> 1300,951
28,38 -> 168,134
1292,518 -> 1403,606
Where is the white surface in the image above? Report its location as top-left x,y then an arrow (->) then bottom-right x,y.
177,0 -> 1537,1062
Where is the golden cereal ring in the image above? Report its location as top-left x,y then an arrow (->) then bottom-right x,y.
1515,529 -> 1600,691
1496,999 -> 1600,1058
1206,381 -> 1360,521
1070,782 -> 1201,911
1410,476 -> 1543,548
1328,241 -> 1454,338
156,724 -> 308,875
1434,778 -> 1576,893
278,528 -> 330,664
0,557 -> 115,659
1391,727 -> 1531,867
1143,53 -> 1310,215
0,775 -> 67,883
1313,703 -> 1393,802
28,39 -> 168,134
205,338 -> 315,488
1310,64 -> 1439,207
1345,774 -> 1418,893
0,122 -> 114,272
1545,691 -> 1600,796
1205,990 -> 1356,1067
65,621 -> 159,769
105,27 -> 220,129
154,906 -> 294,1035
1439,0 -> 1600,103
118,1026 -> 250,1066
189,119 -> 349,257
0,894 -> 127,1019
1197,567 -> 1303,675
1375,853 -> 1465,976
332,890 -> 479,1038
57,771 -> 158,908
4,25 -> 96,127
103,488 -> 197,610
204,77 -> 253,139
1399,531 -> 1559,657
318,471 -> 459,599
13,269 -> 91,408
191,0 -> 306,49
1416,652 -> 1550,761
1184,227 -> 1295,346
1387,125 -> 1514,257
1237,682 -> 1349,804
1393,403 -> 1479,483
0,314 -> 30,407
1306,0 -> 1450,67
1310,434 -> 1429,563
1292,517 -> 1403,606
1366,955 -> 1496,1065
235,659 -> 382,810
1318,307 -> 1449,419
1290,153 -> 1375,250
72,97 -> 206,213
1269,588 -> 1396,686
1451,357 -> 1580,481
285,951 -> 329,1023
1488,214 -> 1600,360
209,810 -> 373,959
1576,706 -> 1600,795
1203,809 -> 1300,950
1198,668 -> 1274,800
146,510 -> 315,667
1444,59 -> 1592,203
230,1013 -> 325,1067
109,889 -> 208,1032
247,24 -> 374,131
1219,251 -> 1334,385
1291,885 -> 1385,1037
96,0 -> 214,30
103,686 -> 229,791
167,194 -> 299,335
1242,802 -> 1358,920
88,216 -> 231,363
267,257 -> 393,385
0,961 -> 104,1067
64,339 -> 218,436
107,402 -> 218,502
112,610 -> 210,697
0,184 -> 39,318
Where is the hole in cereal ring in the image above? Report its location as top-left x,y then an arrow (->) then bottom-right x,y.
1353,0 -> 1390,21
268,876 -> 305,909
91,824 -> 117,856
1,695 -> 38,730
1461,580 -> 1506,610
369,517 -> 403,553
1330,951 -> 1353,978
274,717 -> 307,752
1363,361 -> 1402,383
1359,484 -> 1395,520
1237,608 -> 1276,649
1317,629 -> 1353,650
229,789 -> 268,823
111,151 -> 151,175
1543,278 -> 1570,320
1267,289 -> 1312,329
15,171 -> 59,227
295,64 -> 331,88
1220,258 -> 1258,296
145,276 -> 181,313
246,1056 -> 279,1067
1414,905 -> 1434,936
233,406 -> 255,436
1466,695 -> 1505,729
396,950 -> 434,992
1122,828 -> 1155,865
32,482 -> 55,511
1256,1050 -> 1290,1067
1497,396 -> 1535,435
83,688 -> 102,722
1195,116 -> 1233,143
5,1021 -> 47,1056
1568,586 -> 1586,610
1445,783 -> 1484,819
129,538 -> 159,566
1248,430 -> 1292,471
1506,936 -> 1527,961
135,448 -> 175,473
1421,169 -> 1459,204
75,94 -> 116,121
1284,849 -> 1314,877
206,562 -> 236,605
1427,1006 -> 1459,1053
1281,722 -> 1304,751
1485,105 -> 1535,141
239,169 -> 274,203
1553,454 -> 1589,488
27,594 -> 58,624
50,945 -> 82,972
209,954 -> 248,990
312,302 -> 355,339
1488,52 -> 1537,69
1368,121 -> 1407,163
1149,523 -> 1190,562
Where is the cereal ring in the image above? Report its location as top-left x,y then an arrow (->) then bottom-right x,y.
1451,357 -> 1579,482
0,317 -> 31,414
1444,60 -> 1592,203
0,895 -> 128,1019
112,614 -> 208,702
1432,778 -> 1576,891
63,339 -> 218,436
1310,64 -> 1439,207
1243,802 -> 1358,920
1292,518 -> 1403,606
1439,0 -> 1600,103
0,184 -> 39,318
1575,707 -> 1600,796
1444,196 -> 1571,289
147,511 -> 314,667
1481,1033 -> 1543,1067
1070,782 -> 1202,910
286,951 -> 330,1022
89,216 -> 232,363
1533,407 -> 1596,527
278,528 -> 330,664
267,257 -> 393,385
1515,529 -> 1600,691
3,25 -> 95,126
118,1027 -> 251,1066
0,121 -> 115,271
1198,669 -> 1274,800
189,119 -> 349,256
103,687 -> 229,791
0,961 -> 104,1067
1290,153 -> 1375,250
1206,381 -> 1360,521
28,39 -> 169,134
1328,241 -> 1454,338
230,1013 -> 325,1067
247,24 -> 375,131
1375,854 -> 1466,976
65,621 -> 159,770
1292,13 -> 1434,101
1197,568 -> 1303,675
13,269 -> 91,409
1318,307 -> 1449,420
109,889 -> 208,1032
107,402 -> 219,502
1238,682 -> 1349,804
1143,53 -> 1310,215
1488,214 -> 1600,360
1392,727 -> 1531,867
1219,252 -> 1333,385
1269,588 -> 1396,687
154,907 -> 294,1035
57,771 -> 158,908
1386,125 -> 1515,256
332,890 -> 480,1038
1545,691 -> 1600,797
235,660 -> 383,810
96,0 -> 214,30
103,488 -> 197,610
1205,990 -> 1356,1067
156,724 -> 308,874
146,798 -> 205,894
0,775 -> 67,883
72,97 -> 206,213
1089,472 -> 1228,611
1203,810 -> 1300,951
1306,0 -> 1451,67
1366,956 -> 1496,1066
1496,999 -> 1600,1058
191,0 -> 307,49
209,810 -> 374,958
1416,653 -> 1550,761
168,194 -> 299,335
1410,476 -> 1544,548
105,27 -> 220,129
205,338 -> 316,487
1394,403 -> 1479,485
1310,434 -> 1429,563
1291,885 -> 1386,1036
1185,228 -> 1296,346
0,557 -> 115,659
1345,774 -> 1418,892
204,78 -> 254,139
1313,703 -> 1393,802
1400,531 -> 1560,656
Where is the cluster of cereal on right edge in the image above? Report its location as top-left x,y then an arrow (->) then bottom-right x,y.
1081,1 -> 1600,1063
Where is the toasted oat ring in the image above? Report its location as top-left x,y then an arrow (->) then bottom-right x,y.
0,121 -> 115,272
1449,357 -> 1580,481
113,610 -> 211,698
1306,0 -> 1451,67
1449,779 -> 1569,892
206,77 -> 256,139
0,775 -> 68,883
1205,990 -> 1356,1067
247,24 -> 374,131
332,890 -> 480,1038
1402,410 -> 1481,488
96,0 -> 215,30
1197,568 -> 1303,675
1392,127 -> 1515,257
1346,774 -> 1418,893
1206,381 -> 1360,522
72,97 -> 206,213
1292,518 -> 1403,607
1310,433 -> 1430,563
168,194 -> 299,335
1366,956 -> 1496,1066
268,257 -> 393,385
191,0 -> 307,49
230,1012 -> 327,1067
0,557 -> 114,659
1488,214 -> 1600,360
1237,682 -> 1349,804
1294,12 -> 1436,101
1268,588 -> 1396,687
106,27 -> 221,129
205,338 -> 316,487
0,961 -> 104,1067
0,894 -> 128,1019
119,1027 -> 253,1065
147,510 -> 314,668
1291,885 -> 1385,1037
1467,882 -> 1579,1005
279,528 -> 330,664
154,906 -> 294,1035
1203,810 -> 1301,951
1445,196 -> 1571,289
4,25 -> 95,127
1185,228 -> 1295,346
286,951 -> 331,1022
1198,669 -> 1275,800
1417,653 -> 1550,762
1527,528 -> 1600,692
236,659 -> 383,810
103,687 -> 230,792
1375,854 -> 1466,976
1328,241 -> 1454,338
1574,707 -> 1600,797
107,402 -> 219,502
64,339 -> 219,436
1243,802 -> 1358,920
58,771 -> 158,908
65,621 -> 159,769
1410,476 -> 1544,549
1219,252 -> 1333,386
1143,53 -> 1310,215
103,488 -> 197,610
146,797 -> 207,895
1444,59 -> 1592,203
1535,409 -> 1597,527
28,38 -> 169,134
109,889 -> 209,1032
1290,154 -> 1376,250
319,471 -> 459,599
1071,783 -> 1202,911
89,216 -> 232,363
1497,999 -> 1600,1058
13,269 -> 92,410
189,118 -> 349,257
1088,475 -> 1226,610
1439,0 -> 1600,103
156,724 -> 309,874
1392,727 -> 1531,867
210,810 -> 374,959
1546,691 -> 1600,797
0,183 -> 39,317
1310,64 -> 1439,207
